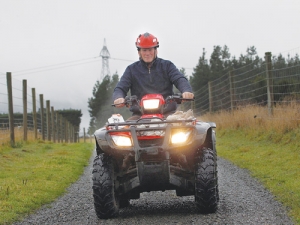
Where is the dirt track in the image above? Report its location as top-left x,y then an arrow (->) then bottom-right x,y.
13,153 -> 294,225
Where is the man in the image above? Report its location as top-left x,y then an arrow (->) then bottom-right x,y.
113,32 -> 194,119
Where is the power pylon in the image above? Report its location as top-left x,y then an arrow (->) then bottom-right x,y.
100,38 -> 110,81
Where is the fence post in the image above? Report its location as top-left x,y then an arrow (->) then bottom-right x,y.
69,123 -> 72,143
39,94 -> 45,140
74,126 -> 78,143
65,119 -> 68,143
60,114 -> 64,142
208,81 -> 213,113
51,107 -> 56,143
23,80 -> 28,141
56,112 -> 60,143
68,122 -> 70,143
191,100 -> 195,113
265,52 -> 274,116
72,125 -> 75,143
32,88 -> 38,139
46,100 -> 51,141
229,71 -> 236,113
6,72 -> 15,146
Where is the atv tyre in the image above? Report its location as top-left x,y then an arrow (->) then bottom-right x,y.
92,154 -> 119,219
195,147 -> 219,213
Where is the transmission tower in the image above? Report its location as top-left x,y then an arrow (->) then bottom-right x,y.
99,38 -> 110,81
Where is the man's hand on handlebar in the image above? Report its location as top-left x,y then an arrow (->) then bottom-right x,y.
182,92 -> 194,100
113,98 -> 125,108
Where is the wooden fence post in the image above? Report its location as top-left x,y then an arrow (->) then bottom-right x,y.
23,80 -> 28,141
39,94 -> 45,140
56,112 -> 60,143
265,52 -> 274,116
69,123 -> 72,143
46,100 -> 51,141
229,71 -> 236,113
65,119 -> 68,143
60,114 -> 64,142
6,72 -> 15,146
74,126 -> 78,143
191,100 -> 195,113
32,88 -> 38,139
51,107 -> 56,143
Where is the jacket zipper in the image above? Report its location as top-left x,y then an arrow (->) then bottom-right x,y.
147,64 -> 153,83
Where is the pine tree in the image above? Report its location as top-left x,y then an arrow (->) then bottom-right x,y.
88,75 -> 111,133
190,48 -> 210,90
87,72 -> 131,134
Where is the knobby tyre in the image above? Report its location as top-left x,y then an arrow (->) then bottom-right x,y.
195,147 -> 219,213
92,153 -> 119,219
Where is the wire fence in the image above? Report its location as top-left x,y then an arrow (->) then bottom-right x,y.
0,74 -> 79,146
1,49 -> 300,146
192,50 -> 300,122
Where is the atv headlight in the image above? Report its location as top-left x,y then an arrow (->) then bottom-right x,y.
111,135 -> 132,147
171,130 -> 192,144
143,99 -> 160,109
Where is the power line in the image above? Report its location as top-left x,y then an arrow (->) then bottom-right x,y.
8,59 -> 102,77
110,57 -> 135,63
0,57 -> 102,77
14,56 -> 100,74
0,56 -> 193,77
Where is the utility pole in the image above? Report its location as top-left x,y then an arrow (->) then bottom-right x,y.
100,38 -> 110,81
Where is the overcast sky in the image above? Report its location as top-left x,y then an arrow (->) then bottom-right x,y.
1,0 -> 300,132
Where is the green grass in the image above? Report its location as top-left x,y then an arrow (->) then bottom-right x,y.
217,128 -> 300,225
1,126 -> 299,224
0,141 -> 94,225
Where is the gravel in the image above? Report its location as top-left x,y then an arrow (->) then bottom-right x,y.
13,152 -> 294,225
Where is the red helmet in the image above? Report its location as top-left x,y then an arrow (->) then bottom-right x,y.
135,32 -> 159,49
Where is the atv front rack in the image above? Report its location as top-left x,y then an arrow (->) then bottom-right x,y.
106,118 -> 197,131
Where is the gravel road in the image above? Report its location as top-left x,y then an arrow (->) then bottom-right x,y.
13,152 -> 294,225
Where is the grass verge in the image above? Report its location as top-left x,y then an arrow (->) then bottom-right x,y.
0,141 -> 94,225
217,128 -> 300,225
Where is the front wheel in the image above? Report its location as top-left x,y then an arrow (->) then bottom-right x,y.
92,154 -> 119,219
195,147 -> 219,213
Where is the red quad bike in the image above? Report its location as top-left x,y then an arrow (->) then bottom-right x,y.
92,94 -> 219,219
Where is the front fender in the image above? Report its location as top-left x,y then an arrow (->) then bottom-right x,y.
94,127 -> 108,155
195,121 -> 216,150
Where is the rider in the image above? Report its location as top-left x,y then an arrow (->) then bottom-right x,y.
113,32 -> 194,119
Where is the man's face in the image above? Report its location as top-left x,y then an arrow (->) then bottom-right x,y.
139,48 -> 156,63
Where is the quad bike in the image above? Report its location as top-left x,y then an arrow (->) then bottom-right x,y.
92,93 -> 219,219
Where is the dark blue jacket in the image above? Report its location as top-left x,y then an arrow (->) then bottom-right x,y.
113,57 -> 193,115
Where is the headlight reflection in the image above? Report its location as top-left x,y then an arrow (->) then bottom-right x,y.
171,130 -> 192,144
111,135 -> 132,147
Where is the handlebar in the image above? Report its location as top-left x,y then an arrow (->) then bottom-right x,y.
165,94 -> 195,104
112,94 -> 194,107
112,95 -> 139,107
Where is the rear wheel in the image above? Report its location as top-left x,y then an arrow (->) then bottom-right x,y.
195,147 -> 219,213
92,154 -> 119,219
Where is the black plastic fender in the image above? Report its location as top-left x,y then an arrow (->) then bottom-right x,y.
195,121 -> 216,150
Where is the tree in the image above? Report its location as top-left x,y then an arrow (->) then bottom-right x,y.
190,48 -> 210,90
87,72 -> 131,134
221,45 -> 231,70
246,46 -> 257,60
210,46 -> 223,81
57,109 -> 82,128
88,75 -> 111,133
